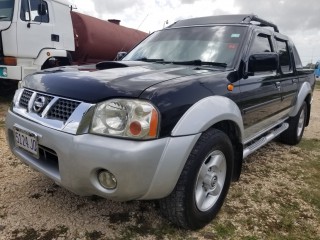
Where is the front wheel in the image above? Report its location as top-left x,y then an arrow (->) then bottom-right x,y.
280,101 -> 307,145
159,129 -> 234,229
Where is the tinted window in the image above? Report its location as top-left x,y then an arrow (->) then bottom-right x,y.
250,34 -> 272,54
20,0 -> 49,23
292,45 -> 303,69
276,39 -> 292,73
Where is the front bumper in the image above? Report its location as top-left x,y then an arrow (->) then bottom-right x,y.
6,110 -> 200,201
0,65 -> 22,81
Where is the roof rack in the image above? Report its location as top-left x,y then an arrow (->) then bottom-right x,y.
167,14 -> 279,33
242,15 -> 279,32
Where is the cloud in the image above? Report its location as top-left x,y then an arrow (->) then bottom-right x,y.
233,0 -> 320,63
73,0 -> 320,64
181,0 -> 197,4
91,0 -> 146,13
85,0 -> 237,31
234,0 -> 320,33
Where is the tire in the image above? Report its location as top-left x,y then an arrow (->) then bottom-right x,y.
280,101 -> 307,145
159,129 -> 234,229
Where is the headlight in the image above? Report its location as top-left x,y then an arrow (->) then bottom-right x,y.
90,99 -> 159,139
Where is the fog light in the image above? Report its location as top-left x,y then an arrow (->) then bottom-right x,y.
98,170 -> 117,190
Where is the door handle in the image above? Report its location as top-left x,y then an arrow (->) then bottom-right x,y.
292,79 -> 298,84
51,34 -> 60,42
275,82 -> 281,89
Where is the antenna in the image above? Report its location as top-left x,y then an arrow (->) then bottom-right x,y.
113,14 -> 150,61
137,14 -> 149,30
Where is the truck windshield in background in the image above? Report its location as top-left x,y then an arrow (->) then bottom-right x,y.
123,26 -> 246,67
0,0 -> 14,21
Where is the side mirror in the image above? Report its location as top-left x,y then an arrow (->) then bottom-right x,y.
115,52 -> 127,61
38,3 -> 47,16
248,53 -> 279,73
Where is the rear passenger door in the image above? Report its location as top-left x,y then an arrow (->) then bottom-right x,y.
274,37 -> 298,112
239,31 -> 282,140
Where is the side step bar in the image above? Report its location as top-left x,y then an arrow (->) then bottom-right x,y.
243,123 -> 289,158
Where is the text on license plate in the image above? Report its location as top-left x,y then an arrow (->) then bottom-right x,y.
14,127 -> 39,156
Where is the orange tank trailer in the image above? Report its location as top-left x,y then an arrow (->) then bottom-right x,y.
70,12 -> 148,64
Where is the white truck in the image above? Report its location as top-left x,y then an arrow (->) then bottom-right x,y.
0,0 -> 147,87
0,0 -> 75,82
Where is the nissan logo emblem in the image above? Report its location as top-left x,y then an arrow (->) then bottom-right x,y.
33,96 -> 48,113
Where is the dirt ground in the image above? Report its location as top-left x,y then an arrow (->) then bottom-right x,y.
0,89 -> 320,239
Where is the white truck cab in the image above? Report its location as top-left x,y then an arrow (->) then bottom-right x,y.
0,0 -> 74,81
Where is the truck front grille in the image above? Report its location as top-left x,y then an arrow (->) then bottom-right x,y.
18,89 -> 81,122
19,89 -> 33,108
47,99 -> 80,122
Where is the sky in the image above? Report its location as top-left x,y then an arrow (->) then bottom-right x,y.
71,0 -> 320,66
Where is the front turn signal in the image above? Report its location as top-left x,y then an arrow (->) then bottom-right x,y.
4,57 -> 17,66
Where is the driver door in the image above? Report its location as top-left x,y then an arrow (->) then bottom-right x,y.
16,0 -> 53,58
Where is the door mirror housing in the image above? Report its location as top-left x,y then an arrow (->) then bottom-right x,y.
115,52 -> 127,61
248,53 -> 279,73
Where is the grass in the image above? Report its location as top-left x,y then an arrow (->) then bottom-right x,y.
10,226 -> 68,240
298,139 -> 320,213
315,80 -> 320,90
214,221 -> 236,238
85,230 -> 104,240
0,120 -> 5,128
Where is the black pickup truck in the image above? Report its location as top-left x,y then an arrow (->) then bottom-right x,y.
5,14 -> 315,229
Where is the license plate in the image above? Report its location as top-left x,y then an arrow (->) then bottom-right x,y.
14,126 -> 39,157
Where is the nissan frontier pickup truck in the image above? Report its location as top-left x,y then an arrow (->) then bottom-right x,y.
5,14 -> 315,229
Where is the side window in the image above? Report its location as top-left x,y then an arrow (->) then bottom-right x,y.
20,0 -> 49,23
292,45 -> 303,69
276,39 -> 292,73
20,0 -> 30,21
249,34 -> 273,54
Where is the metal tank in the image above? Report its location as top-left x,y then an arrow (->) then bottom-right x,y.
70,12 -> 148,64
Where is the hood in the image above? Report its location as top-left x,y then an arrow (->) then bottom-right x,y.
23,62 -> 203,103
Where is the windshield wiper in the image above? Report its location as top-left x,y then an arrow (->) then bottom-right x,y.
136,57 -> 165,63
0,16 -> 8,20
171,60 -> 227,68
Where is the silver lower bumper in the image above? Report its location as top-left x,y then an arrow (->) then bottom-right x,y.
5,110 -> 200,201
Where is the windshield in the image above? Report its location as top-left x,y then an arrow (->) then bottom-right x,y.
123,26 -> 246,67
0,0 -> 14,21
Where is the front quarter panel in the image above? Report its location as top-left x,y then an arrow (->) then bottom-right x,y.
171,96 -> 244,140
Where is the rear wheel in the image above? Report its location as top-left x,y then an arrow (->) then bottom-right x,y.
280,101 -> 307,145
159,129 -> 233,229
